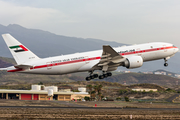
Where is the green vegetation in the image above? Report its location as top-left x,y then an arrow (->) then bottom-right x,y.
116,97 -> 121,101
84,96 -> 90,101
166,88 -> 176,93
119,89 -> 128,95
0,84 -> 31,90
86,84 -> 103,101
38,82 -> 43,85
124,96 -> 129,102
72,89 -> 80,92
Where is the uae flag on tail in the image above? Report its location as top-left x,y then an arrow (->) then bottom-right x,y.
9,45 -> 28,52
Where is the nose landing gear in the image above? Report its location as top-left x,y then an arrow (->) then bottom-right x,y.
164,58 -> 168,67
164,63 -> 168,67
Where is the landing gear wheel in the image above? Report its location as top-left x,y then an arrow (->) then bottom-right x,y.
86,77 -> 91,81
164,63 -> 168,67
107,72 -> 112,76
103,74 -> 108,78
90,75 -> 94,79
93,74 -> 98,78
99,75 -> 104,79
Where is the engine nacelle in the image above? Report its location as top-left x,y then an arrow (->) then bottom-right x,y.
123,56 -> 143,69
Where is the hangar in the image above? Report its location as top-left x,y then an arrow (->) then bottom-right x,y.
0,85 -> 90,101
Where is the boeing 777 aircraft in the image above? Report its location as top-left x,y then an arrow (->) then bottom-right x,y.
0,34 -> 179,81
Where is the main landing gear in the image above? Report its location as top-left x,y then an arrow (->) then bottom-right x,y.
86,71 -> 98,81
164,58 -> 168,67
99,72 -> 112,79
86,71 -> 112,81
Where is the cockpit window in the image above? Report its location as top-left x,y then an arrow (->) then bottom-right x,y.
173,45 -> 176,47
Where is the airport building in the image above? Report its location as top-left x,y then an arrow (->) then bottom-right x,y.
132,88 -> 157,92
0,85 -> 90,101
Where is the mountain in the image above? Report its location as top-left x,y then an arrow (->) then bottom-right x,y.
95,73 -> 180,86
0,24 -> 179,73
0,57 -> 14,68
0,24 -> 126,58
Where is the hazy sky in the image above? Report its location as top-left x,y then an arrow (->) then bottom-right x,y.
0,0 -> 180,49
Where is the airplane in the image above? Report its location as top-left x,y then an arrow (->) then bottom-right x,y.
0,34 -> 179,81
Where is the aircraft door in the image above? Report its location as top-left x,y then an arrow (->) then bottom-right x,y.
163,45 -> 167,52
46,62 -> 52,70
136,48 -> 142,56
84,56 -> 89,64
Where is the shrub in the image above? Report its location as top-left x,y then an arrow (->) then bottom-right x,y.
84,96 -> 90,101
106,98 -> 114,101
119,89 -> 128,95
116,97 -> 121,101
166,88 -> 176,93
124,96 -> 129,102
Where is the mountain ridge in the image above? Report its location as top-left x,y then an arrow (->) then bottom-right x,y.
0,24 -> 126,58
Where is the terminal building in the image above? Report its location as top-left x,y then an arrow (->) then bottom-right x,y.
0,85 -> 90,101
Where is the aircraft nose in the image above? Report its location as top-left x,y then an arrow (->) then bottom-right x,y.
175,47 -> 179,53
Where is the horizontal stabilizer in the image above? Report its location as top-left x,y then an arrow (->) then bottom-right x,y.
14,64 -> 33,69
0,68 -> 7,70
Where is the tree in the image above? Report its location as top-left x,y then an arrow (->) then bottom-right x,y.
116,97 -> 121,101
119,89 -> 128,95
93,85 -> 98,93
91,91 -> 96,100
97,85 -> 103,101
97,92 -> 102,101
124,96 -> 129,102
86,85 -> 93,100
84,96 -> 90,101
38,82 -> 43,85
97,85 -> 103,93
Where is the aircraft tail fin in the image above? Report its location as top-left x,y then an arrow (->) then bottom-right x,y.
2,34 -> 40,64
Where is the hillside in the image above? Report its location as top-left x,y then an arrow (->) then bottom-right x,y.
0,57 -> 179,86
0,57 -> 15,68
0,24 -> 125,58
94,73 -> 180,86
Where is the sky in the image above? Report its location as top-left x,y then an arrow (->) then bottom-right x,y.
0,0 -> 180,49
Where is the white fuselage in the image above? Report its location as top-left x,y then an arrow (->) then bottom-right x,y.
7,42 -> 179,75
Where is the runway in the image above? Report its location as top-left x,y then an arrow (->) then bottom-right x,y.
0,106 -> 180,110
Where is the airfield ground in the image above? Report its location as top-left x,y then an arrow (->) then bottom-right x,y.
0,108 -> 180,119
0,100 -> 180,119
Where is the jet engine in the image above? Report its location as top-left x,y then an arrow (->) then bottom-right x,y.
123,56 -> 143,69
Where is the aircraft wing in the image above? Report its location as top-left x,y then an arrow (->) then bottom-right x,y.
93,45 -> 126,71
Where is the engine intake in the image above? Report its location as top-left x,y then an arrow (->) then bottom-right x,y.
123,56 -> 143,69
